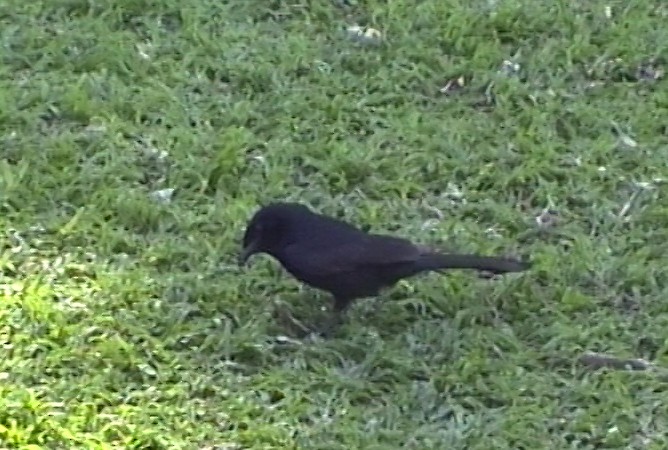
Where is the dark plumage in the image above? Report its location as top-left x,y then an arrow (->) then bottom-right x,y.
239,202 -> 530,329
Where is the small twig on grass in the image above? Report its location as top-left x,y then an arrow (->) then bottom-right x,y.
616,189 -> 641,219
578,351 -> 655,371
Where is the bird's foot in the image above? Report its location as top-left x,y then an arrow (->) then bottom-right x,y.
315,312 -> 344,338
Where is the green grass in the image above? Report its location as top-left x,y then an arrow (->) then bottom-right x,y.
1,0 -> 667,448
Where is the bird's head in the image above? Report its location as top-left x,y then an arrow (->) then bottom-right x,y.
238,202 -> 311,266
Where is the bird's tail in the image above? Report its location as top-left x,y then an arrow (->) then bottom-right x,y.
417,253 -> 530,274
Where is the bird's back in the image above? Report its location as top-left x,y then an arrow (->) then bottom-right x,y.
283,205 -> 371,246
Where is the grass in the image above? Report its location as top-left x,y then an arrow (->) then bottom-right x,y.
1,0 -> 667,448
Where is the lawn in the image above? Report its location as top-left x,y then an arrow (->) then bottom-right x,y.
1,0 -> 667,448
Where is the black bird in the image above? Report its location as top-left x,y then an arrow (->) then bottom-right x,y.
239,202 -> 529,330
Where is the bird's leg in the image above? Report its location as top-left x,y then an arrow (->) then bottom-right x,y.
333,295 -> 354,313
317,296 -> 351,338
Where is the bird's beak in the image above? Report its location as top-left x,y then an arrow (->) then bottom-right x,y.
238,240 -> 259,267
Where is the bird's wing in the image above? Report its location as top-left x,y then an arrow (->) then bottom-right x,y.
355,234 -> 423,266
282,234 -> 421,275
